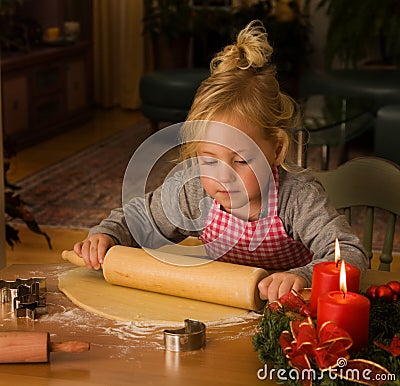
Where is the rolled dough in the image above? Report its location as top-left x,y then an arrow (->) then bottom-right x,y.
59,268 -> 252,324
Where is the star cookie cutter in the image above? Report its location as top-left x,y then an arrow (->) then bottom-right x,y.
163,319 -> 206,352
0,277 -> 47,319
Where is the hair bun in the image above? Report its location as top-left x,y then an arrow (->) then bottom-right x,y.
211,20 -> 273,74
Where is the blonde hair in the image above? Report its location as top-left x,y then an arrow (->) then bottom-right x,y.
180,20 -> 300,168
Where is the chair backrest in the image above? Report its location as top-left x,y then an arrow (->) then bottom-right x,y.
312,157 -> 400,271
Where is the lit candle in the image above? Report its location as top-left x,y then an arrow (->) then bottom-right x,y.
310,239 -> 360,314
317,261 -> 370,352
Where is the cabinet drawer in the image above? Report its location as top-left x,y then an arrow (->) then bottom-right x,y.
1,41 -> 93,148
33,64 -> 63,96
33,94 -> 64,128
2,76 -> 29,135
66,59 -> 87,112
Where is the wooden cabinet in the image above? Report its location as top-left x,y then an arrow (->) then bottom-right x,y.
66,59 -> 87,113
2,75 -> 29,136
1,42 -> 93,148
0,0 -> 93,148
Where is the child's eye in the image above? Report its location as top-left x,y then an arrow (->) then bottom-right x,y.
199,157 -> 217,166
235,159 -> 252,165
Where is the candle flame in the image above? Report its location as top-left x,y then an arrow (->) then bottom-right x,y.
335,238 -> 341,266
340,260 -> 347,295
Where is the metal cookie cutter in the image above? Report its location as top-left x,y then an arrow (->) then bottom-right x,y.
163,319 -> 206,352
0,277 -> 46,319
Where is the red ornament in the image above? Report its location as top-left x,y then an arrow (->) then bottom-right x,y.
365,282 -> 400,302
375,285 -> 394,302
386,281 -> 400,295
366,285 -> 378,300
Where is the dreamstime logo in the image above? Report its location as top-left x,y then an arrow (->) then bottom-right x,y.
257,357 -> 397,383
336,357 -> 348,367
122,121 -> 276,266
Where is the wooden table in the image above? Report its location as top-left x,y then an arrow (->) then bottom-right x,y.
0,264 -> 397,386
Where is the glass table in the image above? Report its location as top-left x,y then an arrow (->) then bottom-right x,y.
297,95 -> 376,169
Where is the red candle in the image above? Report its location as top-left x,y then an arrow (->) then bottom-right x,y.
317,261 -> 370,352
317,292 -> 370,352
310,239 -> 360,314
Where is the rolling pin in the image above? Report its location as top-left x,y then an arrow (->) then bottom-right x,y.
0,331 -> 90,363
62,245 -> 269,310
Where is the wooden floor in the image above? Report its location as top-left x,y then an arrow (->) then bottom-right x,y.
6,108 -> 144,266
7,108 -> 144,182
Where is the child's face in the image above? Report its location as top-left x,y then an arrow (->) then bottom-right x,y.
196,115 -> 281,218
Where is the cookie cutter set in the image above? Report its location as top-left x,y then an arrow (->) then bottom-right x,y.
163,319 -> 206,352
0,277 -> 47,319
1,276 -> 206,349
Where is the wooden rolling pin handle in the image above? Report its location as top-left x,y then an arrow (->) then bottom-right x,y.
50,341 -> 90,353
0,332 -> 90,363
62,249 -> 90,267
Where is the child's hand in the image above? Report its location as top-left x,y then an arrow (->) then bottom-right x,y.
73,234 -> 116,270
258,272 -> 307,302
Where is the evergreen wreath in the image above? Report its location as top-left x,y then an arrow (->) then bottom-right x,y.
253,285 -> 400,386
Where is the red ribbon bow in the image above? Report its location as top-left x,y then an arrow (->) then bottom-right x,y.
280,318 -> 353,385
268,290 -> 312,316
272,291 -> 394,386
280,319 -> 394,386
374,334 -> 400,357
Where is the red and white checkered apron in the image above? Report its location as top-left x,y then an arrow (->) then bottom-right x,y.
199,168 -> 313,270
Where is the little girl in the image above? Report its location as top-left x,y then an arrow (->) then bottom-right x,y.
74,21 -> 368,302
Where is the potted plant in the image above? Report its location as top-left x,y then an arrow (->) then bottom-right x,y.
0,0 -> 42,53
191,5 -> 233,68
4,140 -> 51,249
142,0 -> 193,69
232,0 -> 312,96
311,0 -> 400,68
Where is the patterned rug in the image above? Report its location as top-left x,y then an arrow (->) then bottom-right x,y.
16,119 -> 155,229
15,123 -> 399,254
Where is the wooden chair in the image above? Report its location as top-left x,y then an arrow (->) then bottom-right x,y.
312,157 -> 400,271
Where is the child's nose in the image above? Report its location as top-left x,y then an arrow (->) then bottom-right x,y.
217,163 -> 235,183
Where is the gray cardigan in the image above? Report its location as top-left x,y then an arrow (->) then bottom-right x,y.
89,167 -> 368,286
